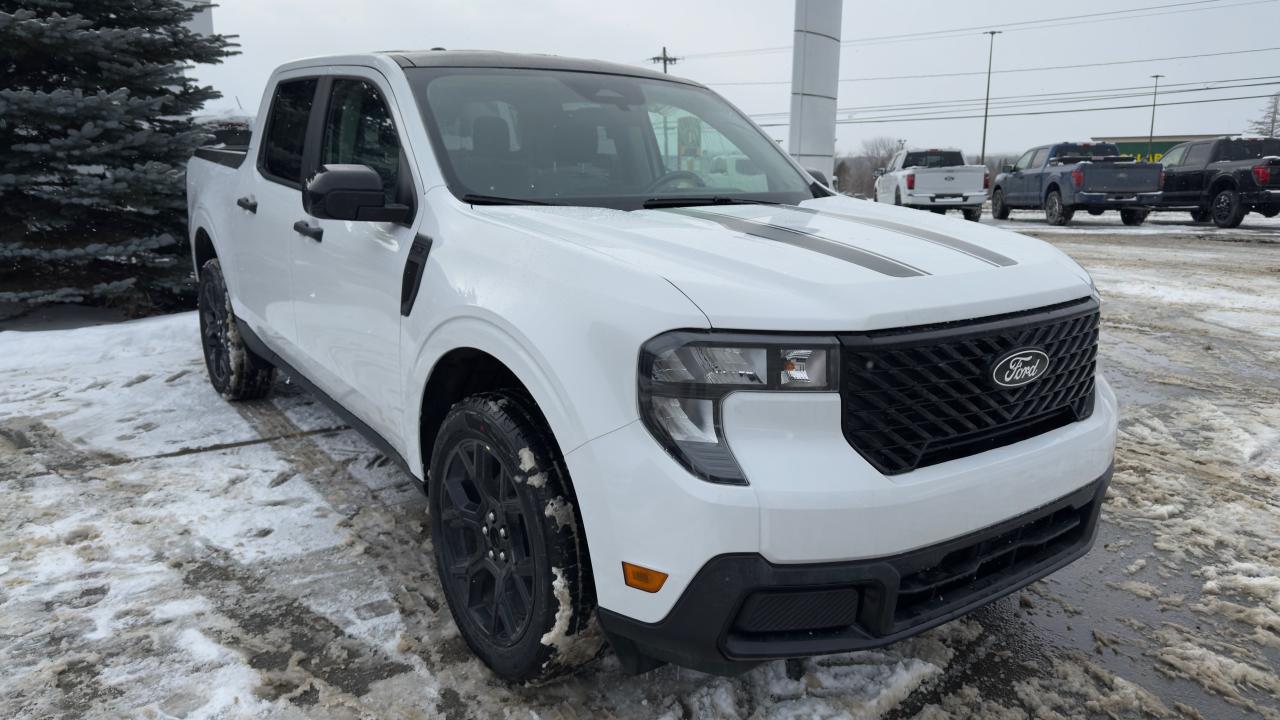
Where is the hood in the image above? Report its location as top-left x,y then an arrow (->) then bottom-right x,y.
475,195 -> 1095,331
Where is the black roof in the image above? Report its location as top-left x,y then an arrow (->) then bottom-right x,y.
383,49 -> 701,86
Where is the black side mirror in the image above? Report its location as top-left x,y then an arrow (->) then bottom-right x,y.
806,168 -> 830,187
873,168 -> 886,177
304,164 -> 411,223
1003,165 -> 1016,174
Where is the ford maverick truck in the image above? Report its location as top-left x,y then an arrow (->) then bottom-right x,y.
187,50 -> 1117,680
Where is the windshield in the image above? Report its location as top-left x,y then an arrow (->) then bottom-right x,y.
407,67 -> 815,209
902,151 -> 964,168
1216,138 -> 1280,161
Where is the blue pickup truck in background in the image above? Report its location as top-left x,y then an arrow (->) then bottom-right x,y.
991,142 -> 1164,226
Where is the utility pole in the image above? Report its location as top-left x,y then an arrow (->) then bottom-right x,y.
979,30 -> 1001,165
649,46 -> 680,74
1148,74 -> 1164,161
649,47 -> 682,167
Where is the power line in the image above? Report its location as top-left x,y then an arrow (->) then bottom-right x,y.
707,45 -> 1280,87
755,93 -> 1279,126
682,0 -> 1272,59
747,75 -> 1280,118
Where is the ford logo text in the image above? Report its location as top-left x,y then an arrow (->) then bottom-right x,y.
991,349 -> 1050,388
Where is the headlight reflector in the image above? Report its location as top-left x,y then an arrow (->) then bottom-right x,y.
639,331 -> 839,484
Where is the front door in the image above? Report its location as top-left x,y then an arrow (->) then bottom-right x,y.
290,70 -> 422,450
1004,149 -> 1037,207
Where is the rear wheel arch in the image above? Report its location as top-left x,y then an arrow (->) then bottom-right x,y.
193,227 -> 217,279
1208,175 -> 1237,196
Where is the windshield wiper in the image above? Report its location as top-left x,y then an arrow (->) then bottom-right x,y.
641,196 -> 783,209
461,193 -> 562,206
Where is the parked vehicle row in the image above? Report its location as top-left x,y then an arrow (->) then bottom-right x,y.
880,137 -> 1278,229
188,50 -> 1116,681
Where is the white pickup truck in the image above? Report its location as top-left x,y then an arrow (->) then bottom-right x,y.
874,148 -> 989,221
187,50 -> 1116,681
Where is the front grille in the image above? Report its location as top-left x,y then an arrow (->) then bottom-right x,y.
838,297 -> 1099,475
892,496 -> 1092,629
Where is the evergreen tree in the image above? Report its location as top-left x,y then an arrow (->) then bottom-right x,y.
0,0 -> 236,310
1247,92 -> 1279,138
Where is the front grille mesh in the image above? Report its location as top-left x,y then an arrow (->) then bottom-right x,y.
839,298 -> 1099,475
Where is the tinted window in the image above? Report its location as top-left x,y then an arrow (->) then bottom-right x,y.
1159,144 -> 1187,167
1183,143 -> 1212,167
1214,138 -> 1280,162
902,151 -> 965,168
408,67 -> 812,208
261,79 -> 317,185
1053,143 -> 1121,158
321,79 -> 403,201
1030,148 -> 1051,168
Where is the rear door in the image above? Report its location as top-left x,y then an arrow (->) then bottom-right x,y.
289,69 -> 423,449
1157,143 -> 1190,204
238,74 -> 321,355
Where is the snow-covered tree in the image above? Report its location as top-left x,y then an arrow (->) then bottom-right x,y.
0,0 -> 236,310
1247,92 -> 1279,138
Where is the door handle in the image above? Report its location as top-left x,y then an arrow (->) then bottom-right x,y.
292,220 -> 323,242
236,196 -> 258,213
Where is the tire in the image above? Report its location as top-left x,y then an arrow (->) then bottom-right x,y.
429,391 -> 600,682
198,258 -> 275,400
1087,208 -> 1105,216
991,189 -> 1010,219
1261,208 -> 1279,218
1120,209 -> 1149,226
1044,190 -> 1074,226
1211,188 -> 1246,228
930,208 -> 946,215
1190,207 -> 1211,223
962,207 -> 982,222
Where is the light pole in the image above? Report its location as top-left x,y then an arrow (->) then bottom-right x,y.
979,30 -> 1001,165
1147,74 -> 1164,162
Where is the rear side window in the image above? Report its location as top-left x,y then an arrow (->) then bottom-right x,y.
1159,144 -> 1187,167
320,79 -> 404,202
261,78 -> 318,185
1183,143 -> 1212,167
1030,148 -> 1050,168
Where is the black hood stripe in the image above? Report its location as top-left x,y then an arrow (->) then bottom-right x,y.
788,206 -> 1017,267
667,208 -> 929,278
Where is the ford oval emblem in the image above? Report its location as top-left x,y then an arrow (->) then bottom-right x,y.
990,348 -> 1050,388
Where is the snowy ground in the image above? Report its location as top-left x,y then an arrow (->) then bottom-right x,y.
2,226 -> 1279,719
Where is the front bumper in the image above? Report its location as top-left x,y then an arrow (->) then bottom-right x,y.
600,465 -> 1111,675
1074,191 -> 1161,207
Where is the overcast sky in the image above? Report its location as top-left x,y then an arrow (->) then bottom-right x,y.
192,0 -> 1280,158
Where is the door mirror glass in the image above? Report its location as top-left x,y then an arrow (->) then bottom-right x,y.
873,168 -> 886,177
1003,164 -> 1015,174
806,168 -> 830,187
304,164 -> 411,222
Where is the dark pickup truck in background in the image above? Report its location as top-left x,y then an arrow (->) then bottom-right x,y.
991,142 -> 1164,226
1156,136 -> 1280,228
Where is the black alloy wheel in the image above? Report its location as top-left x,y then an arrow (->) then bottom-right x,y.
437,437 -> 537,647
1211,188 -> 1246,228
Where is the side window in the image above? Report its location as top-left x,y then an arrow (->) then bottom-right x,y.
1013,150 -> 1036,171
321,79 -> 404,201
261,78 -> 318,186
1160,145 -> 1187,167
1183,143 -> 1212,167
1030,148 -> 1051,168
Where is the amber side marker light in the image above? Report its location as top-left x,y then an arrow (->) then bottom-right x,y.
622,562 -> 668,593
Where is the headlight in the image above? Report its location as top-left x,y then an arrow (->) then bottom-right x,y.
638,331 -> 839,485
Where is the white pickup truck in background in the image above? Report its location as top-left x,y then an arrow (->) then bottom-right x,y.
874,148 -> 988,221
